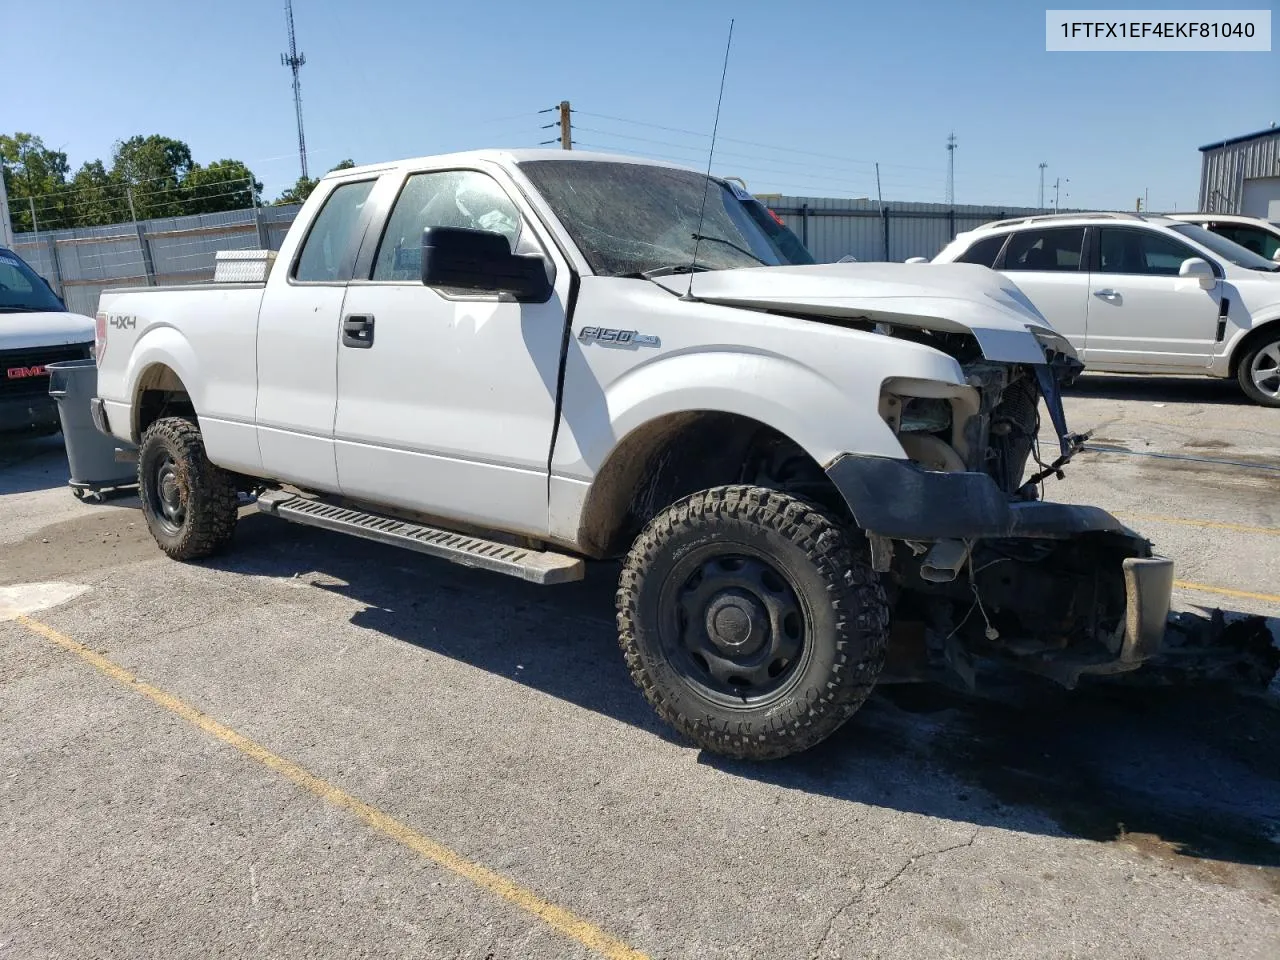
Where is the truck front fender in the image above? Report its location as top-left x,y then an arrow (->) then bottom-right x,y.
557,347 -> 910,478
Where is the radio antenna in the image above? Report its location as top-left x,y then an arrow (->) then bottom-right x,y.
682,18 -> 735,302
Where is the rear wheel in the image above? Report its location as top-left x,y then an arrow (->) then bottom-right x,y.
1237,331 -> 1280,407
138,417 -> 239,560
617,485 -> 889,760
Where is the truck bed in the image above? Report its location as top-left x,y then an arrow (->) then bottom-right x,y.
95,283 -> 267,474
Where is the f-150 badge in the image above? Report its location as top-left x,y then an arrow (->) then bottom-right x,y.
577,326 -> 659,348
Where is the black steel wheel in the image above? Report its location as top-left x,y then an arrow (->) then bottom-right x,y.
617,485 -> 889,760
661,549 -> 810,705
137,417 -> 239,560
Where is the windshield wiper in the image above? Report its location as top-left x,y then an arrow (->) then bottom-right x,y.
0,304 -> 50,312
690,233 -> 768,266
612,264 -> 715,280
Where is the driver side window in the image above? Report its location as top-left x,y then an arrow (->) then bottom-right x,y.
371,170 -> 523,282
1098,228 -> 1201,276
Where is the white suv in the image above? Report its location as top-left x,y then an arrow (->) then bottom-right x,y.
932,212 -> 1280,405
1168,213 -> 1280,263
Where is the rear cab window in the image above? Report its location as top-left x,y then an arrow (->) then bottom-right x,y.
293,179 -> 377,282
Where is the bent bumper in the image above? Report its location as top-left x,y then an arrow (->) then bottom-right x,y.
827,454 -> 1175,675
827,454 -> 1129,540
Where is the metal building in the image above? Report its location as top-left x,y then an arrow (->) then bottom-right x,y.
1198,125 -> 1280,218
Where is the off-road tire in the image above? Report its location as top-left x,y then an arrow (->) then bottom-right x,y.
617,485 -> 889,760
1236,330 -> 1280,407
137,417 -> 239,560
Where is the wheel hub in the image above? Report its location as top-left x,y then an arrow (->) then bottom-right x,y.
672,553 -> 807,700
151,456 -> 186,531
1251,342 -> 1280,399
705,591 -> 767,656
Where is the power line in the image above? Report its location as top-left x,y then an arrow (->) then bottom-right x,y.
573,139 -> 940,197
575,109 -> 1036,184
25,176 -> 256,215
576,125 -> 945,190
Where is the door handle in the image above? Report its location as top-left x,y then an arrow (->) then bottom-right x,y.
342,314 -> 375,348
1093,289 -> 1120,300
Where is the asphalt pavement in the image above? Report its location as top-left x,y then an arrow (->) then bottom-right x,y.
2,374 -> 1278,959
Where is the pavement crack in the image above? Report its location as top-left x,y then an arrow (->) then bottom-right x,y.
875,826 -> 983,893
809,829 -> 983,957
809,880 -> 867,960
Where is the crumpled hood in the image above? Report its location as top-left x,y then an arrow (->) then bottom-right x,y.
0,310 -> 95,351
652,262 -> 1065,364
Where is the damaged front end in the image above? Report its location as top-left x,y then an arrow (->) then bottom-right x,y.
828,327 -> 1175,690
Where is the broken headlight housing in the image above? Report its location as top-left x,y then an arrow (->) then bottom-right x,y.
898,396 -> 952,434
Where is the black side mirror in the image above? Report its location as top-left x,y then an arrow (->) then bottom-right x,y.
421,227 -> 552,302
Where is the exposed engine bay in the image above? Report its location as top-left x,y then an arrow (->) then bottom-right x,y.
862,325 -> 1165,689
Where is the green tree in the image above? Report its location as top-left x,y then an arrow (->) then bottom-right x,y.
0,133 -> 72,230
66,160 -> 125,227
184,159 -> 263,214
111,134 -> 193,219
3,130 -> 284,229
273,159 -> 357,206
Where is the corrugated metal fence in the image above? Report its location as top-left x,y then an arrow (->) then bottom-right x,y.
11,204 -> 301,316
758,196 -> 1053,263
11,195 -> 1058,315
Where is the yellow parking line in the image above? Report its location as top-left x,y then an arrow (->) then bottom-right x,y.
1118,512 -> 1280,537
11,613 -> 649,960
1173,580 -> 1280,605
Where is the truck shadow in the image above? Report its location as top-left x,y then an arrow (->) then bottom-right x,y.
1066,374 -> 1248,406
214,514 -> 1280,880
0,433 -> 72,495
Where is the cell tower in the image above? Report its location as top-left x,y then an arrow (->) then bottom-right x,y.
281,0 -> 308,180
945,131 -> 957,205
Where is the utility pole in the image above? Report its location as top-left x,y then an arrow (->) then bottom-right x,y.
1053,177 -> 1070,212
945,132 -> 957,205
281,0 -> 309,180
0,159 -> 13,247
539,102 -> 573,149
1038,162 -> 1048,209
559,101 -> 572,150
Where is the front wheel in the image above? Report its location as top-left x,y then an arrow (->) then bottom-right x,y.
1237,332 -> 1280,407
616,485 -> 889,760
138,417 -> 240,560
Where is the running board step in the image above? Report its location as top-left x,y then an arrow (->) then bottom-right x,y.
256,491 -> 584,585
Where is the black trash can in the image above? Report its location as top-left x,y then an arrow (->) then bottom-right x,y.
46,359 -> 137,501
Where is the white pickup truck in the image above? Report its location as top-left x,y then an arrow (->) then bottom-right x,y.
92,149 -> 1173,759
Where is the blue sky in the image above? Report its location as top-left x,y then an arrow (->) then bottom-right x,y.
8,0 -> 1277,211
